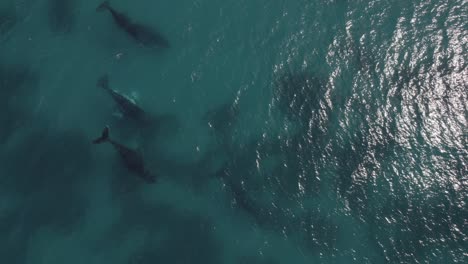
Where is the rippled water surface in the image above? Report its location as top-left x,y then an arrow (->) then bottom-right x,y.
0,0 -> 466,263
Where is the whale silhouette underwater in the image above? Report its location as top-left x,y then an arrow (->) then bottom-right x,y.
97,74 -> 180,141
96,1 -> 169,48
97,74 -> 148,124
93,126 -> 156,184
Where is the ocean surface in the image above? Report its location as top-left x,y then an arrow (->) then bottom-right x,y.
0,0 -> 466,263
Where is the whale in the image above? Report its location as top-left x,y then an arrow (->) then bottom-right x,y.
93,126 -> 156,183
96,1 -> 169,48
97,75 -> 182,143
97,74 -> 147,124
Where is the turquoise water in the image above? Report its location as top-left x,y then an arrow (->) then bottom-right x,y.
1,0 -> 467,263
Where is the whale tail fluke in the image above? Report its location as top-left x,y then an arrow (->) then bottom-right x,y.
96,1 -> 110,12
97,74 -> 110,90
93,126 -> 110,144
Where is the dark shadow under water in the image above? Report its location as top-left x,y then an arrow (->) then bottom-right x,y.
0,122 -> 93,264
47,0 -> 75,33
0,63 -> 40,145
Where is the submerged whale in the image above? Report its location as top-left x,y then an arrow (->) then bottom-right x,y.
93,126 -> 156,183
97,75 -> 181,141
96,1 -> 169,48
97,74 -> 147,124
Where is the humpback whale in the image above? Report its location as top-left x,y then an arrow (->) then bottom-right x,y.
93,126 -> 156,183
96,1 -> 169,48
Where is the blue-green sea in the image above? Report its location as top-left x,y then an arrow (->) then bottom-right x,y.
1,0 -> 466,263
